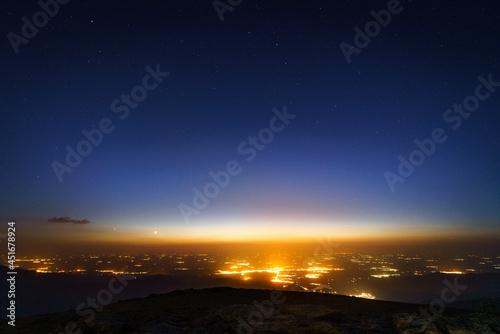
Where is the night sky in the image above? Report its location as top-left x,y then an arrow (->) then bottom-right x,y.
1,1 -> 499,252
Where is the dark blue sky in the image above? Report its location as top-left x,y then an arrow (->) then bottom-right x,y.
1,1 -> 499,245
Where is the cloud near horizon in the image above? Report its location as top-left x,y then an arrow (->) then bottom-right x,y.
48,217 -> 90,225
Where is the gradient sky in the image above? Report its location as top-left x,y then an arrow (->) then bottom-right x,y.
1,1 -> 499,252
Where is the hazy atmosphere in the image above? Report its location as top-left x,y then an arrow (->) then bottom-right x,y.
2,1 -> 500,255
1,1 -> 499,333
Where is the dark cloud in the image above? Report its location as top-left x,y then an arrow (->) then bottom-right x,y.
48,217 -> 90,225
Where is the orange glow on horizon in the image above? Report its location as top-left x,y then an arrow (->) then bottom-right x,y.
16,218 -> 500,256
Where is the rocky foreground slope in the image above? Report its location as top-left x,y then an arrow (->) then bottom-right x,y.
1,287 -> 499,333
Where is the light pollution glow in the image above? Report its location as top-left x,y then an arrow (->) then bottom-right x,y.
15,216 -> 500,256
